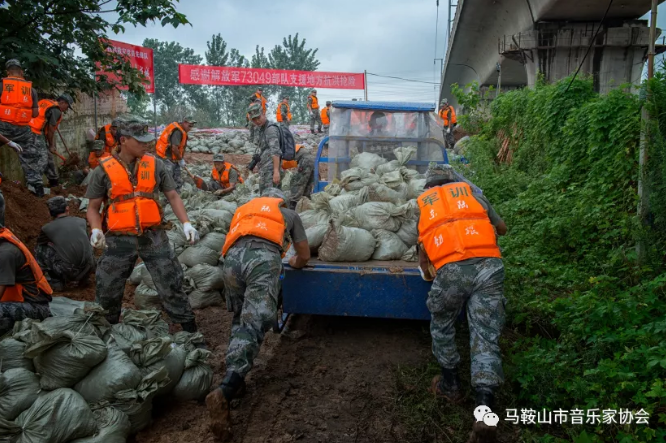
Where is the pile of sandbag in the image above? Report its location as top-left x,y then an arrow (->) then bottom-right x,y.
297,147 -> 423,262
0,298 -> 213,442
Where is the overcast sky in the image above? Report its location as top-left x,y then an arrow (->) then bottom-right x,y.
112,0 -> 666,104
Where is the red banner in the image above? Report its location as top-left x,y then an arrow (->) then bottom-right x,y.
96,39 -> 154,93
178,65 -> 365,90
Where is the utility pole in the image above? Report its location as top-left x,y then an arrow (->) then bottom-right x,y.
364,70 -> 368,101
637,0 -> 658,262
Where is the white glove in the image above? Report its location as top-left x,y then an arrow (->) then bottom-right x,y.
7,141 -> 22,153
183,222 -> 199,244
179,159 -> 186,167
90,228 -> 106,249
447,128 -> 452,134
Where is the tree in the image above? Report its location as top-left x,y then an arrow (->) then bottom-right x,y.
205,34 -> 230,126
0,0 -> 189,98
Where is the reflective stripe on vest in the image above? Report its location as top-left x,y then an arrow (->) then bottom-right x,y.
309,95 -> 319,109
281,144 -> 302,170
211,162 -> 244,189
417,183 -> 501,270
28,100 -> 61,135
100,154 -> 162,234
321,107 -> 330,125
0,228 -> 53,302
276,102 -> 292,122
0,78 -> 34,126
88,151 -> 111,170
222,197 -> 287,256
156,122 -> 188,160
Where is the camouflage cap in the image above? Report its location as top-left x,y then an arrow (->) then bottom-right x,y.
111,118 -> 121,127
213,153 -> 225,162
47,196 -> 67,214
116,117 -> 155,143
425,163 -> 457,187
326,101 -> 332,106
91,140 -> 105,151
261,187 -> 287,203
311,89 -> 317,94
57,93 -> 73,109
248,102 -> 263,119
5,59 -> 21,69
440,98 -> 449,105
183,116 -> 197,124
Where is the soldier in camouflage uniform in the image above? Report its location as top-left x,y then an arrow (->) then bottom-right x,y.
31,93 -> 73,188
85,117 -> 201,330
206,188 -> 310,442
417,164 -> 507,419
0,132 -> 25,226
246,96 -> 260,144
286,146 -> 315,210
247,102 -> 283,194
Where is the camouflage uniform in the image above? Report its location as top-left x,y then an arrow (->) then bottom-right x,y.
161,158 -> 184,192
288,149 -> 315,209
35,244 -> 93,291
279,102 -> 290,128
0,302 -> 51,336
308,94 -> 322,132
0,121 -> 44,188
33,135 -> 59,183
248,103 -> 283,194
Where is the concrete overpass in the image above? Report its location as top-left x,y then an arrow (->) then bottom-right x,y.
440,0 -> 665,106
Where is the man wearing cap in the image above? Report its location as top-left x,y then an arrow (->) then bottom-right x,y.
321,101 -> 332,134
0,201 -> 52,335
95,118 -> 121,154
247,102 -> 282,194
276,96 -> 291,128
416,164 -> 507,431
282,144 -> 315,210
206,187 -> 310,441
85,117 -> 201,331
438,99 -> 456,149
35,196 -> 94,291
208,153 -> 244,196
307,89 -> 322,134
155,116 -> 196,192
28,93 -> 74,190
0,60 -> 40,195
246,95 -> 261,144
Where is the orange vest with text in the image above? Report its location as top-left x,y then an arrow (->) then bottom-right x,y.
255,93 -> 267,113
100,154 -> 162,234
0,77 -> 34,126
0,228 -> 53,302
282,144 -> 303,170
156,122 -> 188,161
321,107 -> 330,125
96,123 -> 118,153
28,99 -> 61,135
309,95 -> 319,110
439,106 -> 457,126
276,102 -> 292,122
88,151 -> 111,169
211,162 -> 244,189
222,197 -> 288,256
417,183 -> 501,270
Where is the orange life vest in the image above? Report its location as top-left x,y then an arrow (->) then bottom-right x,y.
255,93 -> 267,113
439,106 -> 457,126
28,99 -> 61,135
309,95 -> 319,110
417,183 -> 501,270
321,106 -> 331,125
222,197 -> 288,257
0,228 -> 53,303
156,122 -> 188,161
88,151 -> 111,169
282,144 -> 303,170
100,154 -> 162,234
211,162 -> 244,189
0,77 -> 34,126
96,123 -> 118,153
276,102 -> 292,122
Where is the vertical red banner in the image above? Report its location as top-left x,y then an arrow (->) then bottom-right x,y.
96,39 -> 155,93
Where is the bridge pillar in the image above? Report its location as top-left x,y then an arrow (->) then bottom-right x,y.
500,21 -> 657,93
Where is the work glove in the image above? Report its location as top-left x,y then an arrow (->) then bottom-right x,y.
418,264 -> 435,282
7,141 -> 22,153
447,128 -> 452,134
179,159 -> 186,168
90,228 -> 106,249
183,222 -> 199,244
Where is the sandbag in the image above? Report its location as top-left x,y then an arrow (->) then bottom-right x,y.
26,331 -> 108,390
305,224 -> 328,256
48,297 -> 95,317
0,368 -> 40,420
310,192 -> 333,212
205,199 -> 237,213
185,264 -> 225,292
70,407 -> 130,443
323,183 -> 342,196
105,324 -> 147,355
375,160 -> 400,176
178,245 -> 221,267
198,232 -> 227,253
340,167 -> 368,182
295,197 -> 313,213
344,174 -> 379,192
318,220 -> 376,262
350,152 -> 387,171
394,146 -> 416,164
171,349 -> 213,402
0,417 -> 20,442
128,263 -> 145,285
0,338 -> 34,371
299,209 -> 331,230
129,337 -> 173,369
200,208 -> 233,230
189,289 -> 224,310
371,230 -> 409,260
368,183 -> 407,204
74,343 -> 142,404
407,178 -> 426,200
134,282 -> 161,311
122,310 -> 169,338
15,388 -> 97,443
380,169 -> 405,190
396,219 -> 419,247
349,202 -> 406,232
33,305 -> 110,339
172,331 -> 206,352
144,343 -> 187,396
400,166 -> 421,182
401,245 -> 418,262
329,187 -> 369,214
167,229 -> 188,255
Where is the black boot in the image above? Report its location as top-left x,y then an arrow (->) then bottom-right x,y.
430,367 -> 463,402
206,372 -> 245,442
181,320 -> 198,333
48,178 -> 59,188
220,371 -> 246,400
33,184 -> 45,198
474,387 -> 495,410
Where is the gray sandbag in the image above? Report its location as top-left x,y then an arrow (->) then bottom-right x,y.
172,331 -> 206,352
295,197 -> 313,213
394,146 -> 417,165
48,297 -> 95,317
105,324 -> 147,355
178,245 -> 221,267
25,331 -> 108,390
144,343 -> 187,396
15,388 -> 97,443
33,304 -> 111,339
0,368 -> 40,420
329,187 -> 369,214
167,229 -> 188,255
396,219 -> 419,247
122,309 -> 169,338
0,338 -> 34,371
127,263 -> 145,285
205,199 -> 237,213
0,417 -> 20,442
401,245 -> 418,262
200,208 -> 233,230
368,183 -> 407,204
344,173 -> 379,192
371,230 -> 409,260
400,166 -> 421,182
310,192 -> 333,212
305,224 -> 328,256
340,167 -> 368,182
375,160 -> 400,176
407,178 -> 426,200
74,343 -> 142,404
350,152 -> 387,171
129,337 -> 173,369
185,264 -> 225,292
380,169 -> 404,189
171,349 -> 213,402
318,220 -> 376,262
348,202 -> 406,232
299,209 -> 331,230
70,407 -> 130,443
134,282 -> 162,311
198,232 -> 227,253
189,289 -> 224,310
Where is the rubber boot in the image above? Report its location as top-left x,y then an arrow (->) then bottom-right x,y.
474,388 -> 495,410
32,184 -> 45,198
429,367 -> 463,403
467,388 -> 498,443
206,372 -> 245,441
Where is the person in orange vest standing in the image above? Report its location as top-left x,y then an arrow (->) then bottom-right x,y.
254,87 -> 267,115
439,98 -> 457,149
416,164 -> 507,440
85,117 -> 201,330
276,96 -> 291,128
307,89 -> 322,134
208,153 -> 244,196
321,101 -> 332,134
0,59 -> 40,195
281,144 -> 315,210
95,118 -> 120,154
28,93 -> 73,189
0,202 -> 52,335
155,116 -> 196,192
206,187 -> 310,441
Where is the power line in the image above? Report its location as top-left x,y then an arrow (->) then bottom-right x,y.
366,72 -> 440,85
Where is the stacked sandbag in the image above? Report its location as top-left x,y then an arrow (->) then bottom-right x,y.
318,219 -> 376,262
184,264 -> 225,309
129,337 -> 187,396
104,309 -> 169,354
70,406 -> 131,443
171,348 -> 214,401
0,368 -> 40,420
